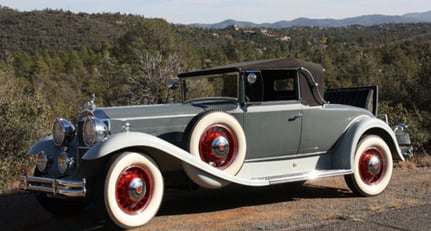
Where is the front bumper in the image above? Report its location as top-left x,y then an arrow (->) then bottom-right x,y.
19,174 -> 87,197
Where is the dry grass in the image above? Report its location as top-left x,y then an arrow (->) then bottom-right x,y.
415,153 -> 431,167
368,204 -> 387,212
324,213 -> 363,222
396,152 -> 431,169
396,160 -> 417,169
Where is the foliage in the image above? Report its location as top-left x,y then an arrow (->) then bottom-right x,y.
0,70 -> 51,190
112,20 -> 187,104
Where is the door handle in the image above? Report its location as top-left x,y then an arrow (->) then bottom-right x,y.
288,113 -> 303,121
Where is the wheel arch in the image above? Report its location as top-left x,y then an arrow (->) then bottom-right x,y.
364,127 -> 402,161
82,132 -> 190,171
332,116 -> 403,170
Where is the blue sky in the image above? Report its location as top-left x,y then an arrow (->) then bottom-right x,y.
1,0 -> 430,24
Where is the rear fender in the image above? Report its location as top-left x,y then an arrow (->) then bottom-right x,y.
332,116 -> 403,169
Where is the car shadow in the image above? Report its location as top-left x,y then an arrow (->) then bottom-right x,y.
1,182 -> 353,231
159,181 -> 353,216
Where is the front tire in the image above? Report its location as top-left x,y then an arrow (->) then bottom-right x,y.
345,135 -> 393,196
104,152 -> 164,229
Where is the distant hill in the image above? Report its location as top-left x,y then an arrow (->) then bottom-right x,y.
189,10 -> 431,28
0,6 -> 143,55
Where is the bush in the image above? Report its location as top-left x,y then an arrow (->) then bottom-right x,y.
379,101 -> 431,153
0,73 -> 51,191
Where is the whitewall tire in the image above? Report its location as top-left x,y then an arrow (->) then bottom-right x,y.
183,111 -> 246,188
104,152 -> 164,229
345,135 -> 393,196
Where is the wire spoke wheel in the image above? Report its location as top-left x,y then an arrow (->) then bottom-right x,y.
104,152 -> 163,229
199,124 -> 238,169
183,111 -> 246,189
115,166 -> 152,214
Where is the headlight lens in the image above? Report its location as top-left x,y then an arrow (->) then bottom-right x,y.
36,151 -> 50,172
58,152 -> 74,175
52,118 -> 75,146
82,116 -> 109,146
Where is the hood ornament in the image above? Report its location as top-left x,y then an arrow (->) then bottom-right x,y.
84,94 -> 97,112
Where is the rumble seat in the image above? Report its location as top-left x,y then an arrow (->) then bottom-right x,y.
324,86 -> 378,115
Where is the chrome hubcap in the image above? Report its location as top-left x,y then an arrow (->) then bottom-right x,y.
211,136 -> 230,158
128,178 -> 146,202
199,124 -> 238,169
359,147 -> 386,185
367,155 -> 382,176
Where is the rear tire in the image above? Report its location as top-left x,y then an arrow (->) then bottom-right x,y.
344,135 -> 393,196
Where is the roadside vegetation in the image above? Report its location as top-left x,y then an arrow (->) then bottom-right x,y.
1,6 -> 431,191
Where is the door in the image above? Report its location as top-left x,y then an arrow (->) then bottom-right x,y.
243,103 -> 303,160
242,70 -> 302,160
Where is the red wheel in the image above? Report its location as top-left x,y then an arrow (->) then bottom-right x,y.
105,152 -> 163,229
357,147 -> 386,185
184,111 -> 246,188
345,135 -> 393,196
198,124 -> 238,169
115,165 -> 153,214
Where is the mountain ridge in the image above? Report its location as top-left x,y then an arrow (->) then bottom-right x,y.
189,10 -> 431,28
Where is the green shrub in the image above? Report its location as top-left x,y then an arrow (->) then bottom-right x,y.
379,101 -> 431,153
0,74 -> 51,191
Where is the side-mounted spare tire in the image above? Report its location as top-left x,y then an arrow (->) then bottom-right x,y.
183,111 -> 247,189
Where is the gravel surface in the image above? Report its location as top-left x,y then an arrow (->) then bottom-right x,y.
1,167 -> 430,230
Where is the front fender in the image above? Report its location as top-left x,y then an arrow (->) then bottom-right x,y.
82,132 -> 269,187
27,135 -> 58,155
332,116 -> 403,169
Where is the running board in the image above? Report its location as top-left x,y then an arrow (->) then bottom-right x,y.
253,169 -> 353,185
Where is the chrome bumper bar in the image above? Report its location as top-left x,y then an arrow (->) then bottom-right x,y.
19,174 -> 86,197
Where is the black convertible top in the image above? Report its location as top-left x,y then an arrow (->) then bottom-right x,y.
178,57 -> 326,106
179,57 -> 322,78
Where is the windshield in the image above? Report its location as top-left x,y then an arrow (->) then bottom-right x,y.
182,72 -> 239,102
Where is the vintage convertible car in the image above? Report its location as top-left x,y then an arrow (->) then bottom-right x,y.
19,57 -> 404,229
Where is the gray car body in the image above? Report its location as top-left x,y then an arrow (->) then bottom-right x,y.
26,57 -> 403,191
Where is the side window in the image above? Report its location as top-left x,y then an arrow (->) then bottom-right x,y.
245,72 -> 263,102
263,70 -> 298,101
274,78 -> 295,92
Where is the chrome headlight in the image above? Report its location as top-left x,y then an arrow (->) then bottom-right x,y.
52,118 -> 75,146
58,152 -> 74,174
82,116 -> 110,146
36,151 -> 51,172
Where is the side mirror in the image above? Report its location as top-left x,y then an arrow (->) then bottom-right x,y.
168,80 -> 178,90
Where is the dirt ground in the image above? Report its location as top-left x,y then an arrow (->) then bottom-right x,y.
1,167 -> 430,231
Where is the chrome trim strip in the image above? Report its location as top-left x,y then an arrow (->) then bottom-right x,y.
19,174 -> 86,197
245,151 -> 327,163
255,169 -> 353,184
110,113 -> 197,121
110,111 -> 244,122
